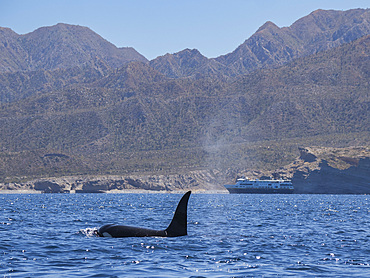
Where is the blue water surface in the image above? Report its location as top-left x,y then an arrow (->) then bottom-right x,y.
0,193 -> 369,277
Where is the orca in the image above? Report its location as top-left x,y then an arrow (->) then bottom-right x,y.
97,191 -> 191,238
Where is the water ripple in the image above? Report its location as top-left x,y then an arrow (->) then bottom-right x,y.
0,193 -> 369,277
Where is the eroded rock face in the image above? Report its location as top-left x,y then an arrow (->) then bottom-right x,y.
292,157 -> 370,194
283,147 -> 370,194
298,147 -> 317,163
33,181 -> 65,193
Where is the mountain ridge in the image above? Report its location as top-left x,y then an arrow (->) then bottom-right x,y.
215,8 -> 370,75
150,8 -> 370,78
0,23 -> 147,73
1,8 -> 369,79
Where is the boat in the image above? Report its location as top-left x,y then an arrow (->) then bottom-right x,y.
224,177 -> 294,194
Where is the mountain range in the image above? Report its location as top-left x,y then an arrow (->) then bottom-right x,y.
0,8 -> 369,184
151,9 -> 370,77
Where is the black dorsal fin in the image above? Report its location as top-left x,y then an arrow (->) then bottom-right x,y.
165,191 -> 191,237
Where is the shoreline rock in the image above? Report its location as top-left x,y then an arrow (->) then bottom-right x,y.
0,170 -> 227,194
281,146 -> 370,194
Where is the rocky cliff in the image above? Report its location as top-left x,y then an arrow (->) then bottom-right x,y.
290,147 -> 370,194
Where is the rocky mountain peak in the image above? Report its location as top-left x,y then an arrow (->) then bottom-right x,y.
215,8 -> 370,76
176,48 -> 205,57
149,48 -> 210,78
0,23 -> 147,73
256,21 -> 280,33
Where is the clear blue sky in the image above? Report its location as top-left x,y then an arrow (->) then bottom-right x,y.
0,0 -> 369,60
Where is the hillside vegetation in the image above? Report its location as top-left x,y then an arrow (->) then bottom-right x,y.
0,9 -> 368,188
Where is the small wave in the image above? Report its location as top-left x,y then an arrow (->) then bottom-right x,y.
286,261 -> 329,273
345,259 -> 370,266
79,227 -> 99,237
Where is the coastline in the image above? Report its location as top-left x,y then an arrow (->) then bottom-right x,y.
1,146 -> 369,194
0,188 -> 228,194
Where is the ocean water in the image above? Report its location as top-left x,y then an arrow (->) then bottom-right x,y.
0,193 -> 369,277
